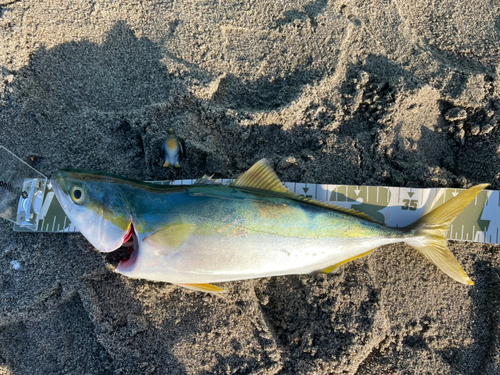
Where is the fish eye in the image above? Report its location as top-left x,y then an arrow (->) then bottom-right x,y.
71,186 -> 85,204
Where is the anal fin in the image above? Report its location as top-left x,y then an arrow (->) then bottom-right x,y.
174,283 -> 226,297
319,249 -> 375,274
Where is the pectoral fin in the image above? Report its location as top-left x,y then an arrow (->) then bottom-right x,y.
143,223 -> 196,255
174,283 -> 226,297
319,249 -> 375,274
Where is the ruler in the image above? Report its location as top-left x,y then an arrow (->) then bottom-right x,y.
13,180 -> 499,245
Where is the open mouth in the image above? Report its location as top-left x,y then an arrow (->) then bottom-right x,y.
122,224 -> 134,245
104,224 -> 139,270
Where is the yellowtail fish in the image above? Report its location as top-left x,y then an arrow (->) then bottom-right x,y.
51,160 -> 488,295
161,128 -> 183,168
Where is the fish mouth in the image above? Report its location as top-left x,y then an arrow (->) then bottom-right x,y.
122,224 -> 134,245
51,178 -> 70,209
105,223 -> 139,271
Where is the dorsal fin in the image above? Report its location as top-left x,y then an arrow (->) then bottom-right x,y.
231,159 -> 381,224
194,175 -> 222,185
231,159 -> 290,193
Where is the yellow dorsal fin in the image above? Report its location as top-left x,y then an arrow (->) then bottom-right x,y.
231,159 -> 380,224
231,159 -> 290,193
174,283 -> 226,297
143,223 -> 196,255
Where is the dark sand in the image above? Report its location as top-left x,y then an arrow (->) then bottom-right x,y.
1,0 -> 500,374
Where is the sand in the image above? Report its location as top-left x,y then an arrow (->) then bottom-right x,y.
1,0 -> 500,374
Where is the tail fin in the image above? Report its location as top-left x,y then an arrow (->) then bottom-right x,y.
404,184 -> 489,285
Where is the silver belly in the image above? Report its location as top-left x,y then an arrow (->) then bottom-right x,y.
117,232 -> 403,283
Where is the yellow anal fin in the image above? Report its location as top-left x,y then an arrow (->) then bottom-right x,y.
319,249 -> 375,274
174,283 -> 226,297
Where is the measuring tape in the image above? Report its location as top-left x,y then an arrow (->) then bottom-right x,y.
13,178 -> 499,245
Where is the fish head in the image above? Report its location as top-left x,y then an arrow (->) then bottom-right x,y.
51,170 -> 133,252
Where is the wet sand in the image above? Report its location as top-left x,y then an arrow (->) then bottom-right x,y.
1,0 -> 499,374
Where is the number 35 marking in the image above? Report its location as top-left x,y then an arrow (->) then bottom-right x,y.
402,199 -> 417,211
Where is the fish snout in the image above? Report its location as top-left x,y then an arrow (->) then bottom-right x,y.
51,172 -> 70,209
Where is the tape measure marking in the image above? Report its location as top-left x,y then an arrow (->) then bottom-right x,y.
13,182 -> 499,245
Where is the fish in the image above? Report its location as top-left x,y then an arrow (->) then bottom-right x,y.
51,159 -> 488,295
161,128 -> 183,168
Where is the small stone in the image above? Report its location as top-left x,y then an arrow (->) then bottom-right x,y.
481,124 -> 495,135
470,125 -> 480,136
277,156 -> 297,170
445,107 -> 467,122
456,128 -> 465,145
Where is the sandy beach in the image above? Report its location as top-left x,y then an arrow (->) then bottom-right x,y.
1,0 -> 499,373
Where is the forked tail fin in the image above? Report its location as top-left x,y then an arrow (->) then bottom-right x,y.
404,184 -> 489,285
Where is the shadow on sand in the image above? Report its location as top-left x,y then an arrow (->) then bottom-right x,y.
1,19 -> 500,374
